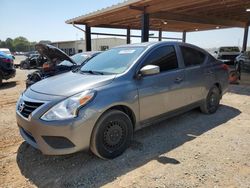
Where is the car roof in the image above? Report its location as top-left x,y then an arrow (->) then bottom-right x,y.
0,48 -> 11,51
114,41 -> 196,49
113,41 -> 209,54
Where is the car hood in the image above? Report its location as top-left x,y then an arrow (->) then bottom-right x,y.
35,44 -> 76,65
30,72 -> 116,97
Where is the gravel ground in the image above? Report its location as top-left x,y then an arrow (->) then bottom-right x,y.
0,69 -> 250,188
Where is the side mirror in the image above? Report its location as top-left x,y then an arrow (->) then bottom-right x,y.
214,51 -> 218,54
139,65 -> 160,76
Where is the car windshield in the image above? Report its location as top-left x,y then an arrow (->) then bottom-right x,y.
80,47 -> 145,74
59,53 -> 90,66
219,47 -> 240,52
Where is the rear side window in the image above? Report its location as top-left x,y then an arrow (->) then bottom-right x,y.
180,46 -> 206,67
144,45 -> 178,72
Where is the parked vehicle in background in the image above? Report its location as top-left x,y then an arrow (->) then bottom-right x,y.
215,46 -> 241,65
24,51 -> 39,57
235,51 -> 250,73
20,54 -> 47,69
26,44 -> 101,87
16,41 -> 229,159
0,52 -> 16,85
0,48 -> 15,59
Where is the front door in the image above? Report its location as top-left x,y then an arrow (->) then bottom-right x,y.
137,45 -> 186,121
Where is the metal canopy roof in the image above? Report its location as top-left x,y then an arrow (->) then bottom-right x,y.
66,0 -> 250,32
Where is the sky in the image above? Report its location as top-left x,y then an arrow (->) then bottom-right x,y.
0,0 -> 249,49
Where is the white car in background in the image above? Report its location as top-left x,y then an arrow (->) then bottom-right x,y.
0,48 -> 14,59
215,46 -> 240,65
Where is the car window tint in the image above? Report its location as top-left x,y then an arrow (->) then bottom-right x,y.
144,45 -> 178,72
180,46 -> 206,66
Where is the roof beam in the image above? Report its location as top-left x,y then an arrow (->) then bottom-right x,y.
151,11 -> 246,28
129,5 -> 145,11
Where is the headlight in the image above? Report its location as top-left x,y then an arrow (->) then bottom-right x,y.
41,90 -> 95,121
16,94 -> 23,110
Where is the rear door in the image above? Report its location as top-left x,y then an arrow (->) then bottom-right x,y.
179,45 -> 207,103
137,45 -> 187,121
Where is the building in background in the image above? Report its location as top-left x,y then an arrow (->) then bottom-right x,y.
50,38 -> 126,55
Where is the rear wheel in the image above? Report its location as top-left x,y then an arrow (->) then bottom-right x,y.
235,61 -> 242,80
200,86 -> 221,114
90,110 -> 133,159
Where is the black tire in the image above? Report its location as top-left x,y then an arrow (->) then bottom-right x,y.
236,61 -> 242,80
90,110 -> 133,159
22,62 -> 29,69
0,73 -> 2,86
200,86 -> 221,114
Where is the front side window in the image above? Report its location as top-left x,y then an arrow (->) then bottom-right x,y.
80,47 -> 145,74
144,45 -> 178,72
180,46 -> 206,67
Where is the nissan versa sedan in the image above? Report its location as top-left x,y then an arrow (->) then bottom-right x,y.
16,42 -> 229,159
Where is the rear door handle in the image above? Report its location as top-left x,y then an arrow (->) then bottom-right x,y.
175,77 -> 183,83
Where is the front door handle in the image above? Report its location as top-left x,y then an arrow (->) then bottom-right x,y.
175,77 -> 183,83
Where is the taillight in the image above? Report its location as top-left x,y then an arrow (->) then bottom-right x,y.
221,64 -> 229,71
1,58 -> 11,63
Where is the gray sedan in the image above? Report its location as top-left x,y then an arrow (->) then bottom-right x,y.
16,42 -> 229,159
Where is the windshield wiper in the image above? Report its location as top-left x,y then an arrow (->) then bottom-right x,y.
80,70 -> 104,75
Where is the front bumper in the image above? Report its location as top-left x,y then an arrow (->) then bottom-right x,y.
16,103 -> 100,155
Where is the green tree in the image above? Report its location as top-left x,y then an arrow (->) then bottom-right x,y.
0,40 -> 7,48
13,36 -> 30,52
29,41 -> 37,51
5,38 -> 14,52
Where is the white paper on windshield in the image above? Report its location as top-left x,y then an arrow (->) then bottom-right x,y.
118,49 -> 136,54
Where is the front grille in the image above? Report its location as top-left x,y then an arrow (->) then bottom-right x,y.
219,55 -> 238,60
20,101 -> 44,118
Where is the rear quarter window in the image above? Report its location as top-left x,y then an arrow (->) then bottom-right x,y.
180,46 -> 206,67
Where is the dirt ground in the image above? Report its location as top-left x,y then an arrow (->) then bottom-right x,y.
0,66 -> 250,188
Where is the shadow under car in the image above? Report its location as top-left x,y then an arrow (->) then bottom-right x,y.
16,104 -> 240,188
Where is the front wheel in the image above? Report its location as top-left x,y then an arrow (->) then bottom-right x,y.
22,62 -> 29,69
90,110 -> 133,159
200,86 -> 221,114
